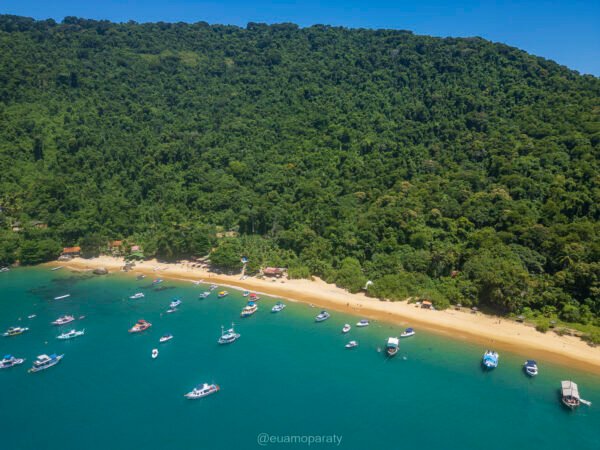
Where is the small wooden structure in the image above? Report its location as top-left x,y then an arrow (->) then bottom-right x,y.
421,300 -> 433,309
62,246 -> 81,257
263,267 -> 285,277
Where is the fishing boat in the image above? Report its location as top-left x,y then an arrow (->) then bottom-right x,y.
271,302 -> 286,313
241,301 -> 258,317
345,340 -> 359,349
356,319 -> 369,327
129,292 -> 145,299
386,337 -> 399,357
151,349 -> 158,359
400,327 -> 415,338
524,360 -> 538,377
129,319 -> 152,333
218,324 -> 240,344
561,380 -> 581,410
184,383 -> 220,399
482,350 -> 499,369
210,284 -> 218,291
0,355 -> 25,369
199,292 -> 211,299
315,311 -> 330,322
51,315 -> 75,326
2,326 -> 29,337
27,314 -> 36,319
159,334 -> 173,343
218,291 -> 229,298
242,290 -> 250,297
57,329 -> 85,340
28,354 -> 64,373
153,278 -> 163,285
169,298 -> 182,308
342,324 -> 351,333
166,307 -> 178,313
51,266 -> 63,271
53,294 -> 71,300
249,293 -> 260,301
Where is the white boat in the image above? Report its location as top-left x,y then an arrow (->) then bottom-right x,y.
386,337 -> 399,357
153,278 -> 163,285
345,340 -> 359,349
2,326 -> 29,337
185,383 -> 219,399
192,280 -> 203,285
57,329 -> 85,340
169,299 -> 182,308
248,293 -> 260,301
0,354 -> 25,369
0,267 -> 10,273
400,327 -> 415,338
51,315 -> 75,326
166,308 -> 178,314
218,291 -> 229,298
524,360 -> 538,377
342,324 -> 351,333
28,314 -> 36,319
129,293 -> 145,299
242,291 -> 250,297
53,294 -> 71,300
151,349 -> 158,359
209,284 -> 218,291
159,334 -> 173,343
51,266 -> 63,271
482,350 -> 499,369
271,302 -> 286,313
356,319 -> 369,327
218,324 -> 240,344
315,311 -> 330,322
240,302 -> 258,317
199,292 -> 211,299
28,354 -> 64,373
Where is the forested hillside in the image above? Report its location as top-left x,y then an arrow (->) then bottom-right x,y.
1,15 -> 599,327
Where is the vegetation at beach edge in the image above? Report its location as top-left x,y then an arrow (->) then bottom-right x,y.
0,15 -> 599,337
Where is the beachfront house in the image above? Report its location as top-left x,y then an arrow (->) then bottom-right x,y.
109,240 -> 123,256
127,245 -> 144,260
263,267 -> 286,278
421,300 -> 433,309
61,246 -> 81,258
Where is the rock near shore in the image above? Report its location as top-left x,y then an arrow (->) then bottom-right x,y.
93,267 -> 109,275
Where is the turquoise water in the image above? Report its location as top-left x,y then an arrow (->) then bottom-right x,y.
1,267 -> 599,450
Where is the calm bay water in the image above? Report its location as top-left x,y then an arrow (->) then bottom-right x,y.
1,267 -> 599,450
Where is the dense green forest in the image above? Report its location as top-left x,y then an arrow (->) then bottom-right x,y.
0,15 -> 599,330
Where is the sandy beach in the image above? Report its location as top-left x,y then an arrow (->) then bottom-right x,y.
48,256 -> 600,375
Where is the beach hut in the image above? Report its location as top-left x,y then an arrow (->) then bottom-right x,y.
421,300 -> 433,309
62,246 -> 81,257
263,267 -> 285,277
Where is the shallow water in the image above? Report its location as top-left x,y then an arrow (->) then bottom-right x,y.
1,267 -> 599,450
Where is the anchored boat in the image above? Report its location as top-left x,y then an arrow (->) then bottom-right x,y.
400,328 -> 415,338
129,319 -> 152,333
51,315 -> 75,326
482,350 -> 499,369
386,337 -> 399,357
315,311 -> 330,322
241,301 -> 258,318
342,324 -> 351,333
199,292 -> 211,299
53,294 -> 71,300
524,360 -> 538,377
185,383 -> 219,399
2,326 -> 29,337
57,329 -> 85,340
151,348 -> 159,359
345,340 -> 359,349
159,334 -> 173,343
271,302 -> 286,313
129,292 -> 145,299
356,319 -> 369,327
0,355 -> 25,369
218,291 -> 229,298
218,324 -> 240,344
28,354 -> 63,373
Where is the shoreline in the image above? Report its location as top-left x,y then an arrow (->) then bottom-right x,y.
47,256 -> 600,375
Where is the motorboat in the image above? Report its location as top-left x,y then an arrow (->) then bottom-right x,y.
2,326 -> 29,337
218,291 -> 229,298
0,355 -> 25,369
51,315 -> 75,326
57,329 -> 85,340
249,293 -> 260,301
169,299 -> 182,308
53,294 -> 71,300
28,354 -> 63,373
524,360 -> 538,377
342,324 -> 351,333
129,319 -> 152,333
315,311 -> 330,322
482,350 -> 499,369
0,267 -> 10,273
241,301 -> 258,317
345,340 -> 359,349
151,349 -> 158,359
271,302 -> 286,313
242,291 -> 250,297
129,292 -> 145,299
199,292 -> 211,299
218,324 -> 240,344
561,380 -> 582,410
400,328 -> 415,338
386,337 -> 399,357
210,284 -> 218,291
166,307 -> 178,313
153,278 -> 163,285
184,383 -> 219,399
28,314 -> 36,319
159,334 -> 173,343
356,319 -> 369,327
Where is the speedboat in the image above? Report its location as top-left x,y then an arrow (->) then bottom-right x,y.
185,383 -> 219,399
159,334 -> 173,343
53,294 -> 71,300
2,326 -> 29,337
271,302 -> 286,313
57,329 -> 85,340
129,292 -> 145,299
169,299 -> 182,308
51,315 -> 75,326
153,278 -> 163,285
524,360 -> 538,377
0,355 -> 25,369
129,319 -> 152,333
0,267 -> 10,272
218,291 -> 229,298
356,319 -> 369,327
51,266 -> 63,271
482,350 -> 499,369
199,292 -> 211,299
210,284 -> 218,291
218,324 -> 240,344
345,340 -> 359,349
243,291 -> 250,297
241,301 -> 258,318
249,293 -> 260,301
400,327 -> 415,338
386,337 -> 399,357
315,311 -> 330,322
166,307 -> 178,313
342,324 -> 351,333
28,314 -> 36,319
151,349 -> 158,359
28,354 -> 63,373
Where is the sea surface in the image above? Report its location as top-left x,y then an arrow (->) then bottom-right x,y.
1,267 -> 599,450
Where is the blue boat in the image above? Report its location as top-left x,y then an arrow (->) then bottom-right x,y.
524,360 -> 538,377
482,350 -> 499,369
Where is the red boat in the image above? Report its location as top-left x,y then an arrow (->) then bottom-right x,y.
129,319 -> 152,333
